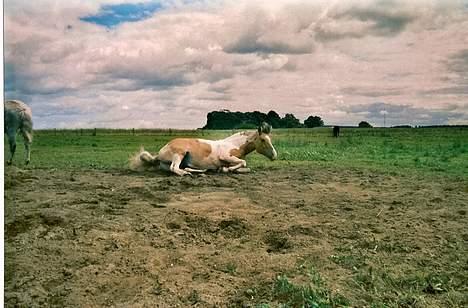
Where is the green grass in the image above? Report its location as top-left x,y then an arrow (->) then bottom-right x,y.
349,265 -> 466,307
5,127 -> 468,178
271,270 -> 349,307
252,266 -> 350,308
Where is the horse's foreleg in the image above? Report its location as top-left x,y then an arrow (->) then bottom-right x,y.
221,156 -> 247,172
170,154 -> 192,176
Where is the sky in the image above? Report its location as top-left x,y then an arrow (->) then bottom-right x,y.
4,0 -> 468,129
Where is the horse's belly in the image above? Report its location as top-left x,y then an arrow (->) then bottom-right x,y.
186,156 -> 222,170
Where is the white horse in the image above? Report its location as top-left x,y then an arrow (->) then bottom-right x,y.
4,100 -> 33,165
130,122 -> 277,176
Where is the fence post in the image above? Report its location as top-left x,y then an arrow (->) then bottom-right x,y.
92,128 -> 97,136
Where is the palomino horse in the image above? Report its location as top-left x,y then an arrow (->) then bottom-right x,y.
4,100 -> 33,165
130,122 -> 277,176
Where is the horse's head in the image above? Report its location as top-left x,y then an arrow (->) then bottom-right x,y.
254,122 -> 277,161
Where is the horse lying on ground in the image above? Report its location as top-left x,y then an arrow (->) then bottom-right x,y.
130,122 -> 277,176
4,100 -> 33,165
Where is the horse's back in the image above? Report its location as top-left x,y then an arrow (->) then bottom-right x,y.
5,100 -> 31,112
5,100 -> 32,120
161,138 -> 212,157
4,100 -> 33,132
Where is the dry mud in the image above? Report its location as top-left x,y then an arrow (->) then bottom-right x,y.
4,166 -> 468,307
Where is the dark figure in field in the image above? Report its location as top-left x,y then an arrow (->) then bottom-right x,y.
4,100 -> 33,165
333,126 -> 340,138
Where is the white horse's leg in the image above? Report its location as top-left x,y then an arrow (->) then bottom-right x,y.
140,151 -> 156,163
183,167 -> 208,173
234,167 -> 251,173
170,154 -> 192,176
221,155 -> 247,172
6,128 -> 17,165
20,128 -> 32,165
162,162 -> 204,174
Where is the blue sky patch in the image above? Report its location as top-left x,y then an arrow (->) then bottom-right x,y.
80,1 -> 163,28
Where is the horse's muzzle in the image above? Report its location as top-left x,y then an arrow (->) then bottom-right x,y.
270,150 -> 278,161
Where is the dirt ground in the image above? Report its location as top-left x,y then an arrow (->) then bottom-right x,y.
4,165 -> 468,307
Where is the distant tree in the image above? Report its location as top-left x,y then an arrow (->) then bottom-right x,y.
358,121 -> 373,128
203,110 -> 307,129
304,116 -> 324,128
204,110 -> 239,129
267,110 -> 282,128
203,110 -> 271,129
250,111 -> 268,125
391,125 -> 412,128
281,113 -> 302,128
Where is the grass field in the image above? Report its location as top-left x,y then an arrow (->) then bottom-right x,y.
11,126 -> 468,177
4,127 -> 468,307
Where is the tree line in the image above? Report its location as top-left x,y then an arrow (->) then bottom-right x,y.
202,110 -> 325,129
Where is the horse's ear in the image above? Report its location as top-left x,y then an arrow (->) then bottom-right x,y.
259,122 -> 272,134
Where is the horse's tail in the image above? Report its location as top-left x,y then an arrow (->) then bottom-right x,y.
129,147 -> 160,171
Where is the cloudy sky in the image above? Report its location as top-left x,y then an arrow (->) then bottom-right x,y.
4,0 -> 468,128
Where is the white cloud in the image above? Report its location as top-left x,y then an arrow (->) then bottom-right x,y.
4,0 -> 468,128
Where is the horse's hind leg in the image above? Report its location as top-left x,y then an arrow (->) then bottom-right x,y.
140,151 -> 158,165
21,128 -> 32,165
160,162 -> 204,174
179,152 -> 207,172
170,154 -> 192,176
183,167 -> 207,173
6,128 -> 17,165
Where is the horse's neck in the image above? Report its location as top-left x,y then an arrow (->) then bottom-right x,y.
222,132 -> 257,158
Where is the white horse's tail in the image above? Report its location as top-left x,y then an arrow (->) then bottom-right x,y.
129,147 -> 160,171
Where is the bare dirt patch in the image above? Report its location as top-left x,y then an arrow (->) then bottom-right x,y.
4,166 -> 468,307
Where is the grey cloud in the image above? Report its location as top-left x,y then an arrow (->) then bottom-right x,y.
196,94 -> 233,101
344,102 -> 466,126
421,85 -> 468,96
5,62 -> 76,96
99,64 -> 190,91
429,49 -> 468,96
224,36 -> 314,55
315,1 -> 424,42
223,7 -> 315,55
345,4 -> 415,36
209,83 -> 231,94
343,86 -> 403,98
446,49 -> 468,81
